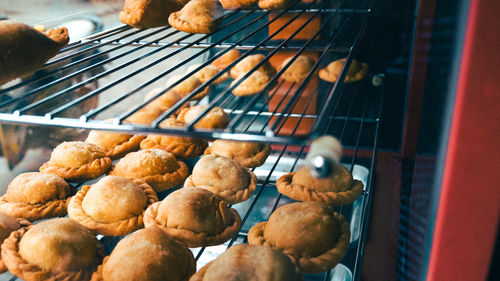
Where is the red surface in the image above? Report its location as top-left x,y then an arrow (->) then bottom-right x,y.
426,0 -> 500,280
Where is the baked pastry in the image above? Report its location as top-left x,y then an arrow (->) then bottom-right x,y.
190,244 -> 301,281
144,187 -> 241,247
119,0 -> 185,28
276,164 -> 363,206
184,154 -> 257,204
140,118 -> 208,159
204,139 -> 271,168
230,54 -> 276,79
91,227 -> 195,281
39,141 -> 112,182
219,0 -> 257,9
319,58 -> 369,83
186,64 -> 229,84
110,149 -> 189,193
85,129 -> 144,160
0,20 -> 69,86
168,0 -> 224,34
68,175 -> 158,236
126,105 -> 165,125
279,55 -> 316,82
248,202 -> 350,273
258,0 -> 292,10
0,212 -> 30,274
176,105 -> 229,129
166,74 -> 210,100
211,49 -> 241,70
231,70 -> 274,96
0,172 -> 72,221
1,218 -> 104,281
144,87 -> 184,112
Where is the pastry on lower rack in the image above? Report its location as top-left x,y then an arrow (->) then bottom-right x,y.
204,139 -> 271,168
85,129 -> 145,160
144,187 -> 241,247
189,244 -> 302,281
166,74 -> 210,100
248,202 -> 350,273
279,55 -> 316,82
119,0 -> 185,28
230,54 -> 276,79
231,70 -> 274,96
186,64 -> 229,84
39,141 -> 112,182
91,227 -> 195,281
68,176 -> 158,236
0,212 -> 30,274
0,172 -> 72,221
1,218 -> 104,281
168,0 -> 224,34
258,0 -> 293,10
211,49 -> 241,70
140,118 -> 208,158
110,149 -> 189,193
126,105 -> 164,125
0,20 -> 69,86
219,0 -> 258,9
276,164 -> 363,206
184,154 -> 257,204
319,58 -> 369,83
176,105 -> 229,129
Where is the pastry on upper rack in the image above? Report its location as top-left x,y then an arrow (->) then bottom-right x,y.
168,0 -> 224,34
0,20 -> 69,86
68,175 -> 158,236
319,58 -> 369,83
0,172 -> 72,221
39,141 -> 112,182
211,49 -> 241,70
231,70 -> 274,96
0,212 -> 30,274
166,74 -> 210,100
140,118 -> 208,159
189,244 -> 302,281
230,54 -> 276,79
110,149 -> 189,193
204,139 -> 271,168
248,201 -> 350,273
1,218 -> 104,281
279,55 -> 316,82
258,0 -> 293,10
184,154 -> 257,204
144,187 -> 241,247
126,105 -> 164,125
143,87 -> 185,112
219,0 -> 258,9
119,0 -> 185,28
186,64 -> 229,84
276,164 -> 363,206
176,105 -> 229,129
91,227 -> 195,281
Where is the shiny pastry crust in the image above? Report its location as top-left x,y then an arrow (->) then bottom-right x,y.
86,130 -> 144,160
204,140 -> 271,168
186,64 -> 229,85
168,0 -> 224,34
276,165 -> 363,206
258,0 -> 292,10
219,0 -> 258,9
67,179 -> 158,236
176,105 -> 229,129
0,217 -> 30,274
119,0 -> 184,28
318,58 -> 369,83
279,55 -> 316,82
1,224 -> 104,281
211,49 -> 241,70
230,54 -> 276,79
231,71 -> 273,96
248,211 -> 350,273
166,74 -> 210,100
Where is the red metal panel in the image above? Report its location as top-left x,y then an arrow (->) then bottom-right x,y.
426,0 -> 500,280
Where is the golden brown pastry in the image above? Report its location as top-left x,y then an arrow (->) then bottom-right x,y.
166,74 -> 210,100
126,105 -> 164,125
279,55 -> 316,82
39,141 -> 112,182
140,118 -> 208,158
248,202 -> 350,273
1,218 -> 104,281
187,64 -> 229,84
0,172 -> 72,221
119,0 -> 185,28
190,244 -> 301,281
85,129 -> 144,160
258,0 -> 292,10
319,58 -> 369,83
143,87 -> 184,112
110,149 -> 189,193
211,49 -> 241,70
276,164 -> 363,206
219,0 -> 258,9
0,20 -> 69,86
144,187 -> 241,247
231,70 -> 274,96
204,139 -> 271,168
0,212 -> 30,274
176,105 -> 229,129
184,155 -> 257,204
230,54 -> 276,79
91,227 -> 195,281
168,0 -> 224,34
68,176 -> 158,236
